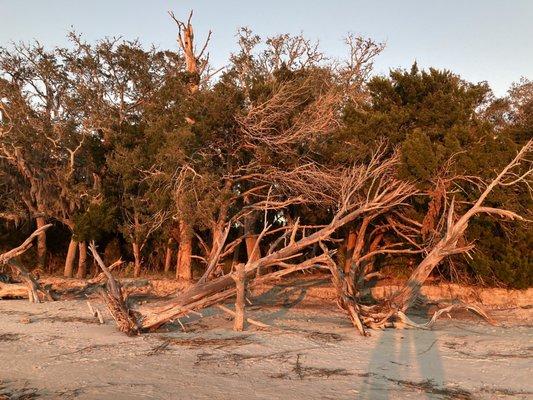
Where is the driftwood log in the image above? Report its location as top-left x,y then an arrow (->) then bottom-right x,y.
91,141 -> 531,336
0,224 -> 54,302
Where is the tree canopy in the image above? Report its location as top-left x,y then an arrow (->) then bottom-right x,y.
1,18 -> 531,289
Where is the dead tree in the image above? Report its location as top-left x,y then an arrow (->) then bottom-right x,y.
233,262 -> 246,331
168,10 -> 212,280
390,140 -> 532,312
89,242 -> 140,335
341,140 -> 532,333
97,151 -> 418,334
0,224 -> 54,302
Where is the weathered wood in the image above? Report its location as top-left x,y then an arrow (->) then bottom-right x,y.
89,242 -> 139,335
164,239 -> 173,273
76,242 -> 87,279
64,237 -> 78,278
132,241 -> 141,278
391,140 -> 532,312
0,224 -> 54,303
35,216 -> 47,270
216,304 -> 270,329
233,263 -> 246,331
176,220 -> 192,281
0,282 -> 28,299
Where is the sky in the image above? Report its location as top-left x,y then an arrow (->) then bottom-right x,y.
0,0 -> 531,96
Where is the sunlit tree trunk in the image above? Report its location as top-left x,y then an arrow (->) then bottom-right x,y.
132,242 -> 141,278
64,237 -> 78,278
35,216 -> 47,270
76,241 -> 87,279
233,262 -> 245,331
176,220 -> 192,281
164,239 -> 173,273
343,230 -> 356,274
244,203 -> 261,264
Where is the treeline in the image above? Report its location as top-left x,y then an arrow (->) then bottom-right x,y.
0,18 -> 531,288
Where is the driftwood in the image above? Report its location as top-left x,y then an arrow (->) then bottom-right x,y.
95,153 -> 417,334
92,142 -> 531,336
390,140 -> 532,311
89,242 -> 140,335
216,304 -> 270,329
346,140 -> 532,332
0,281 -> 28,299
0,224 -> 54,302
232,263 -> 246,331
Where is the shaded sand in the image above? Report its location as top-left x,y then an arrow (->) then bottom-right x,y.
0,284 -> 532,399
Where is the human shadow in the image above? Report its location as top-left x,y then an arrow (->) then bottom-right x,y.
357,295 -> 449,400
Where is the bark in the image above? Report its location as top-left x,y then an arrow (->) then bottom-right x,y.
64,237 -> 78,278
233,263 -> 245,331
0,224 -> 53,302
0,282 -> 28,299
35,217 -> 47,270
343,230 -> 356,274
164,239 -> 173,273
8,260 -> 53,303
169,11 -> 209,94
76,242 -> 87,279
245,236 -> 260,262
176,220 -> 192,281
132,242 -> 141,278
89,242 -> 139,335
390,141 -> 532,313
244,210 -> 261,263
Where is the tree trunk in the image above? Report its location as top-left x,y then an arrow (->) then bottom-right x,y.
245,235 -> 261,263
35,216 -> 47,270
132,242 -> 141,278
164,239 -> 173,273
176,220 -> 192,281
233,263 -> 245,331
76,242 -> 87,279
343,230 -> 356,274
244,208 -> 261,263
64,237 -> 78,278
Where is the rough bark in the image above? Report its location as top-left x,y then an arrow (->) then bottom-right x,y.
164,239 -> 173,273
233,263 -> 245,331
89,242 -> 139,335
35,216 -> 47,270
176,220 -> 192,281
132,242 -> 141,278
244,210 -> 261,263
0,224 -> 54,302
76,242 -> 87,279
343,230 -> 356,274
169,10 -> 210,95
64,237 -> 78,278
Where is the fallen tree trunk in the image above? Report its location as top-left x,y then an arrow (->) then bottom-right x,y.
0,281 -> 28,299
0,224 -> 54,303
89,242 -> 140,335
95,143 -> 531,336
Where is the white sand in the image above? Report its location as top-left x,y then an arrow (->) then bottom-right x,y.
0,289 -> 532,399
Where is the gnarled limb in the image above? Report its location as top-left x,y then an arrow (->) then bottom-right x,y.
89,242 -> 140,335
0,224 -> 54,303
390,140 -> 532,312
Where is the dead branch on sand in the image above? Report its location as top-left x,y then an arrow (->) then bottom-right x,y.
0,224 -> 54,302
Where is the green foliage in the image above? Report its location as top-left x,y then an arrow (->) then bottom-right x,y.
73,202 -> 117,242
0,29 -> 530,289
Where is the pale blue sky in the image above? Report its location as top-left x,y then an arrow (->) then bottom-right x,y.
1,0 -> 531,95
